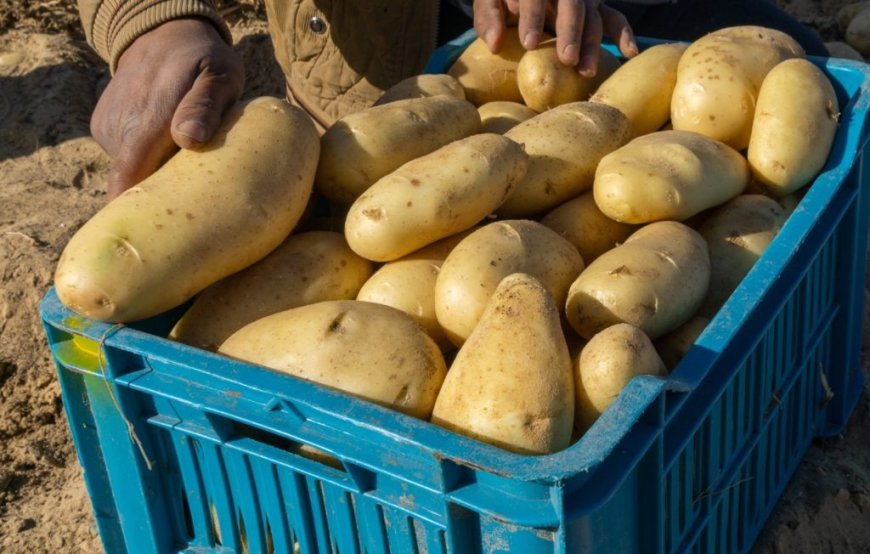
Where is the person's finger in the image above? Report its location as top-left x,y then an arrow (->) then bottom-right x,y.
578,4 -> 604,77
555,0 -> 583,66
171,59 -> 244,150
505,0 -> 520,16
106,120 -> 176,200
601,5 -> 638,58
518,0 -> 548,50
474,0 -> 508,52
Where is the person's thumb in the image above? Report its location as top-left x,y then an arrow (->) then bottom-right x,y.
171,64 -> 244,150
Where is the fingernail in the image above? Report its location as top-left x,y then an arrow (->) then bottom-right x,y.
523,31 -> 540,50
484,28 -> 498,51
579,55 -> 598,78
562,44 -> 579,66
176,120 -> 208,143
627,40 -> 639,56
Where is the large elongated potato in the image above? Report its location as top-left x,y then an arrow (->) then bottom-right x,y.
697,194 -> 787,316
566,221 -> 710,339
55,97 -> 318,322
575,323 -> 665,430
590,42 -> 687,137
500,102 -> 632,217
593,130 -> 749,223
671,26 -> 804,150
315,95 -> 481,205
748,59 -> 839,197
373,74 -> 465,105
170,231 -> 373,351
345,133 -> 528,261
435,220 -> 584,346
432,273 -> 574,455
447,30 -> 531,105
219,301 -> 447,419
517,40 -> 620,112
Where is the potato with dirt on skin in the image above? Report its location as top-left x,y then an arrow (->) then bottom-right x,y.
170,231 -> 373,351
478,101 -> 538,134
566,221 -> 710,340
54,97 -> 318,323
373,74 -> 465,105
748,58 -> 839,197
654,315 -> 710,371
432,273 -> 575,455
590,42 -> 687,137
448,30 -> 538,106
540,191 -> 639,264
315,95 -> 481,205
671,26 -> 804,150
593,130 -> 749,224
499,101 -> 632,217
345,133 -> 528,262
219,300 -> 447,419
697,194 -> 787,317
436,220 -> 584,346
575,323 -> 666,430
517,40 -> 621,112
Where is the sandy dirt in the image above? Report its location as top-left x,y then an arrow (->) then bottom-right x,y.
0,1 -> 867,553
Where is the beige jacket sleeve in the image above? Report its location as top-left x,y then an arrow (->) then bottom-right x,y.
77,0 -> 232,72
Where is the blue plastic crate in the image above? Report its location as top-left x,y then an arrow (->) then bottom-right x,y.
42,34 -> 870,554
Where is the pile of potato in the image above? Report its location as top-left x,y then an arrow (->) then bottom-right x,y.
54,26 -> 841,457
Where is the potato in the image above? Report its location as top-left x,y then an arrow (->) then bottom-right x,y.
654,315 -> 710,371
315,95 -> 481,205
565,221 -> 710,340
435,220 -> 584,346
345,133 -> 528,261
748,59 -> 839,197
447,30 -> 532,105
671,26 -> 804,150
825,40 -> 865,61
847,6 -> 870,54
590,42 -> 687,137
478,101 -> 538,134
593,130 -> 749,224
500,101 -> 632,217
431,273 -> 574,454
697,194 -> 787,316
540,191 -> 639,264
838,2 -> 870,31
373,74 -> 465,105
170,231 -> 373,351
575,323 -> 665,430
54,97 -> 317,322
219,300 -> 447,419
517,39 -> 620,112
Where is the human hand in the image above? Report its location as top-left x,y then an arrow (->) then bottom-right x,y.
473,0 -> 638,77
91,18 -> 245,200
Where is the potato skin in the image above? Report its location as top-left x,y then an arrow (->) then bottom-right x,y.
315,95 -> 481,205
671,26 -> 804,150
345,133 -> 528,262
170,231 -> 373,351
590,42 -> 687,137
219,300 -> 447,419
478,101 -> 538,134
540,191 -> 639,264
435,220 -> 584,346
500,102 -> 632,217
432,273 -> 575,455
654,315 -> 710,371
748,59 -> 839,197
374,74 -> 466,105
575,323 -> 665,430
697,194 -> 787,316
593,130 -> 749,224
55,97 -> 318,322
448,31 -> 531,105
566,221 -> 710,340
517,40 -> 620,112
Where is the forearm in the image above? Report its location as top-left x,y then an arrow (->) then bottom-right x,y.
77,0 -> 232,72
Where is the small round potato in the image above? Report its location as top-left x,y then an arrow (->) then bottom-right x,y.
847,6 -> 870,54
654,315 -> 710,371
447,30 -> 532,105
436,220 -> 584,346
478,101 -> 539,134
566,221 -> 710,340
373,74 -> 466,105
219,300 -> 447,419
432,273 -> 575,455
748,58 -> 839,197
575,323 -> 666,430
517,39 -> 620,112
